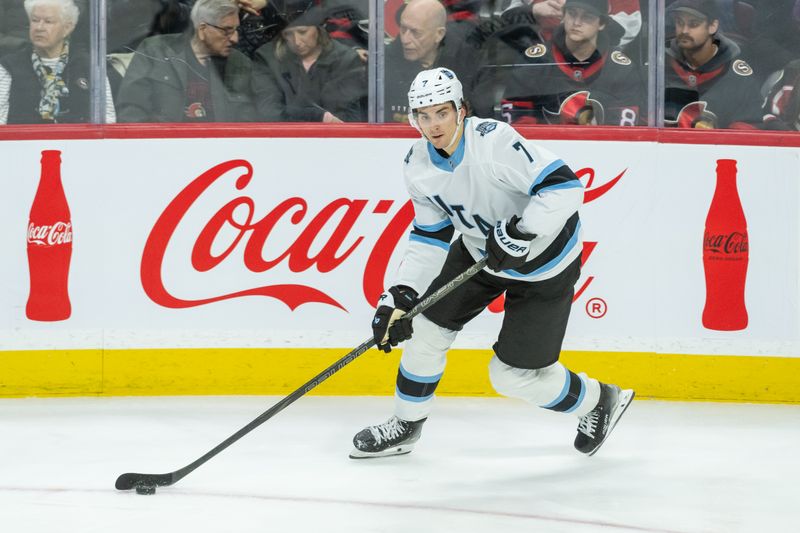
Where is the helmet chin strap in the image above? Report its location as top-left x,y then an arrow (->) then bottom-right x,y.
442,108 -> 464,152
449,111 -> 465,146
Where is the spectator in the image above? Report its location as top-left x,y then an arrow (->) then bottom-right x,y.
501,0 -> 644,126
504,0 -> 640,48
108,0 -> 282,58
467,5 -> 544,117
1,0 -> 88,57
251,2 -> 366,121
761,58 -> 800,131
664,0 -> 762,128
0,0 -> 115,124
742,0 -> 800,79
383,0 -> 480,122
116,0 -> 255,122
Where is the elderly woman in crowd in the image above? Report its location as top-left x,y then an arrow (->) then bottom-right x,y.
0,0 -> 115,124
251,3 -> 366,122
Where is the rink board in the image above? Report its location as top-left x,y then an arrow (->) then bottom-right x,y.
1,127 -> 799,401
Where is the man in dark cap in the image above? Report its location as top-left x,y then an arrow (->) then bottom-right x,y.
501,0 -> 644,126
664,0 -> 763,128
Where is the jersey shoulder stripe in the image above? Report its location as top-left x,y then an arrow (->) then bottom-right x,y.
530,164 -> 583,195
528,159 -> 567,194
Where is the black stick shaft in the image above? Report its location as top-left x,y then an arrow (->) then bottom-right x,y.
116,257 -> 487,490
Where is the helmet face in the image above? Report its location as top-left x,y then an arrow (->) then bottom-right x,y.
407,68 -> 464,129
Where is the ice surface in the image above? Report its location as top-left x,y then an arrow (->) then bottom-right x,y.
1,395 -> 797,533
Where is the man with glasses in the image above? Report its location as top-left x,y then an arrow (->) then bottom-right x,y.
663,0 -> 762,129
501,0 -> 644,126
116,0 -> 255,122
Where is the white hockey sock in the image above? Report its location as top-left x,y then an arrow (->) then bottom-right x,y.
488,357 -> 601,416
394,315 -> 457,421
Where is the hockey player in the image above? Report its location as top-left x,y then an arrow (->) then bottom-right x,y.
350,67 -> 634,459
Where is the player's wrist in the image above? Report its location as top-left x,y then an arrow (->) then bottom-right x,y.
506,214 -> 536,241
387,285 -> 419,312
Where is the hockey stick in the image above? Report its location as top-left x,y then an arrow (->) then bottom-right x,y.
115,256 -> 488,491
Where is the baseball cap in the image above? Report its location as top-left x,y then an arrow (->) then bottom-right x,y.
668,0 -> 720,21
563,0 -> 609,19
281,0 -> 326,28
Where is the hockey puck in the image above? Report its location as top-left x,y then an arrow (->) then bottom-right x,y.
135,485 -> 156,495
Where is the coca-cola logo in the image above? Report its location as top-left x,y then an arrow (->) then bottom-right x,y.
27,221 -> 72,246
141,160 -> 624,312
704,231 -> 749,255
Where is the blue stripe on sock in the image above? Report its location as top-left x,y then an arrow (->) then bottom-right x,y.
396,386 -> 434,403
564,375 -> 586,413
541,371 -> 570,409
399,363 -> 443,384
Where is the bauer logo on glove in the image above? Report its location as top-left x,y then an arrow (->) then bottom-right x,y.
486,215 -> 537,272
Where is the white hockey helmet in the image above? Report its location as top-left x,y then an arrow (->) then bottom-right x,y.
407,68 -> 464,130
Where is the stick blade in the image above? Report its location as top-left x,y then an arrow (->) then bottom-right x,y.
115,472 -> 174,490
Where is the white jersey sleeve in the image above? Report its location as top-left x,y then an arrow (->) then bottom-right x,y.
391,144 -> 453,295
490,125 -> 584,237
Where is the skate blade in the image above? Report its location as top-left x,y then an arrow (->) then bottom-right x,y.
348,444 -> 415,459
588,388 -> 635,457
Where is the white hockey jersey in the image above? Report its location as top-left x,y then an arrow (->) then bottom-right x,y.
393,118 -> 584,295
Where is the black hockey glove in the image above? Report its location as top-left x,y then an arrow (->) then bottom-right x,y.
372,285 -> 419,353
486,215 -> 537,272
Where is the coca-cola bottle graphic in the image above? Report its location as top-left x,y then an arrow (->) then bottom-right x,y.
702,159 -> 748,331
26,150 -> 73,321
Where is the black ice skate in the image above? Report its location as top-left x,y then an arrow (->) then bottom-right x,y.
574,383 -> 635,456
349,416 -> 426,459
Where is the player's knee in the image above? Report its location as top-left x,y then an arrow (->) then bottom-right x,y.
412,315 -> 457,352
489,356 -> 528,397
488,356 -> 564,402
400,315 -> 457,374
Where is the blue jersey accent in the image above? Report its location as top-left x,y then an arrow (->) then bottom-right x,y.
528,159 -> 566,194
539,180 -> 584,193
503,221 -> 581,278
413,218 -> 453,232
399,363 -> 444,384
426,128 -> 467,173
410,233 -> 450,251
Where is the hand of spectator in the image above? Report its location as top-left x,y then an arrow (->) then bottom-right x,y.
323,111 -> 344,123
238,0 -> 267,16
355,48 -> 369,63
532,0 -> 565,19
